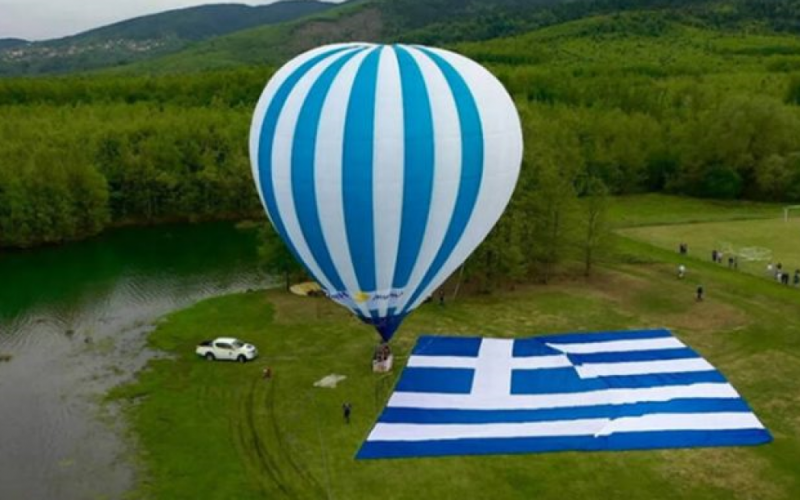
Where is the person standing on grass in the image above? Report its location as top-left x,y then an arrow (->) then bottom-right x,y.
677,264 -> 686,279
794,270 -> 800,288
696,285 -> 704,302
712,250 -> 718,263
343,402 -> 352,424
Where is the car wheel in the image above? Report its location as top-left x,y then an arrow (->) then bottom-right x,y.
205,353 -> 215,361
237,355 -> 246,363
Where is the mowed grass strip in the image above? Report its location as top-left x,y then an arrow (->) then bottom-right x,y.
608,194 -> 783,228
620,217 -> 800,278
111,256 -> 800,500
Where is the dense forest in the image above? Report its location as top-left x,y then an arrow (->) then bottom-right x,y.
0,69 -> 268,248
4,9 -> 800,287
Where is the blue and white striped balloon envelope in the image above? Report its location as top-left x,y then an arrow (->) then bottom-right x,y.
249,43 -> 523,341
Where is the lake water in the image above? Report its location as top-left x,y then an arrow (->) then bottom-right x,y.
0,222 -> 269,500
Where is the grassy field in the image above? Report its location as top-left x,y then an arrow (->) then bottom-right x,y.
111,198 -> 800,500
607,195 -> 784,228
619,210 -> 800,279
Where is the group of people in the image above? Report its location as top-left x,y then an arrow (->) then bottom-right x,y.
766,263 -> 800,287
710,249 -> 738,269
678,242 -> 800,293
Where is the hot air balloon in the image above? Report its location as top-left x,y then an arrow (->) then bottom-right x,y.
249,43 -> 523,342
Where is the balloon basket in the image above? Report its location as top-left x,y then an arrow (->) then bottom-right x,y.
372,354 -> 394,373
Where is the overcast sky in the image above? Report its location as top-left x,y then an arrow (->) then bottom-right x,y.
0,0 -> 345,41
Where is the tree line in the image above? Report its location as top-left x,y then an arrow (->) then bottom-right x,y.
4,10 -> 800,278
0,101 -> 261,248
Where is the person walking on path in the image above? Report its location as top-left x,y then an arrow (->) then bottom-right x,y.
343,402 -> 352,424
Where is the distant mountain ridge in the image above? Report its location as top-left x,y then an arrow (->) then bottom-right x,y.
0,39 -> 28,49
0,1 -> 337,76
7,0 -> 800,77
133,0 -> 800,74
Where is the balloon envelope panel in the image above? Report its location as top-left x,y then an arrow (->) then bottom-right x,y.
250,43 -> 523,340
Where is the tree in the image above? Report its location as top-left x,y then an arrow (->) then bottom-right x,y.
579,176 -> 609,276
257,223 -> 304,290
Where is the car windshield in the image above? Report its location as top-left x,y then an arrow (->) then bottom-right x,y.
231,341 -> 244,349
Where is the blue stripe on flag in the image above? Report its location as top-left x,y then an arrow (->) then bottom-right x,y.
567,348 -> 699,364
356,429 -> 772,459
343,47 -> 381,293
257,46 -> 353,283
401,47 -> 485,313
512,338 -> 563,357
511,368 -> 725,394
396,368 -> 474,394
537,329 -> 672,344
378,399 -> 752,424
391,46 -> 434,289
292,48 -> 365,292
411,336 -> 482,357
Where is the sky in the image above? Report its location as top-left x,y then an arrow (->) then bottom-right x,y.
0,0 -> 345,41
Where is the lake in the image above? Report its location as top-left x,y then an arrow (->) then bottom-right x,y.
0,221 -> 270,500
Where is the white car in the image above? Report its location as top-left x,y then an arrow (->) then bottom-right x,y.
196,337 -> 258,363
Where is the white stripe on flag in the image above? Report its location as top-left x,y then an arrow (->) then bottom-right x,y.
596,412 -> 764,436
367,412 -> 764,442
387,383 -> 740,410
575,358 -> 715,379
407,354 -> 571,370
546,337 -> 685,354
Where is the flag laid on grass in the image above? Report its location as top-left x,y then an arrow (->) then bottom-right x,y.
358,329 -> 771,459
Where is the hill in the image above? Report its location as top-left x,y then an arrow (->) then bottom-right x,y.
120,0 -> 800,74
0,39 -> 28,50
0,1 -> 336,76
9,0 -> 800,76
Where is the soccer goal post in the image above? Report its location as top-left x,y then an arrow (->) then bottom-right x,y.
784,206 -> 800,222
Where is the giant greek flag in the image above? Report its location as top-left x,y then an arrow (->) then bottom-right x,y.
358,329 -> 771,459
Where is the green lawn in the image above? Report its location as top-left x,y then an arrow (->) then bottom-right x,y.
620,217 -> 800,279
111,230 -> 800,499
607,194 -> 783,228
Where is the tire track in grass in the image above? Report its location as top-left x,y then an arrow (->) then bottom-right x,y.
234,376 -> 293,497
266,374 -> 326,498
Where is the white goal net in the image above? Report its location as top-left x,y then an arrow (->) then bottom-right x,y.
784,205 -> 800,222
719,241 -> 773,262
